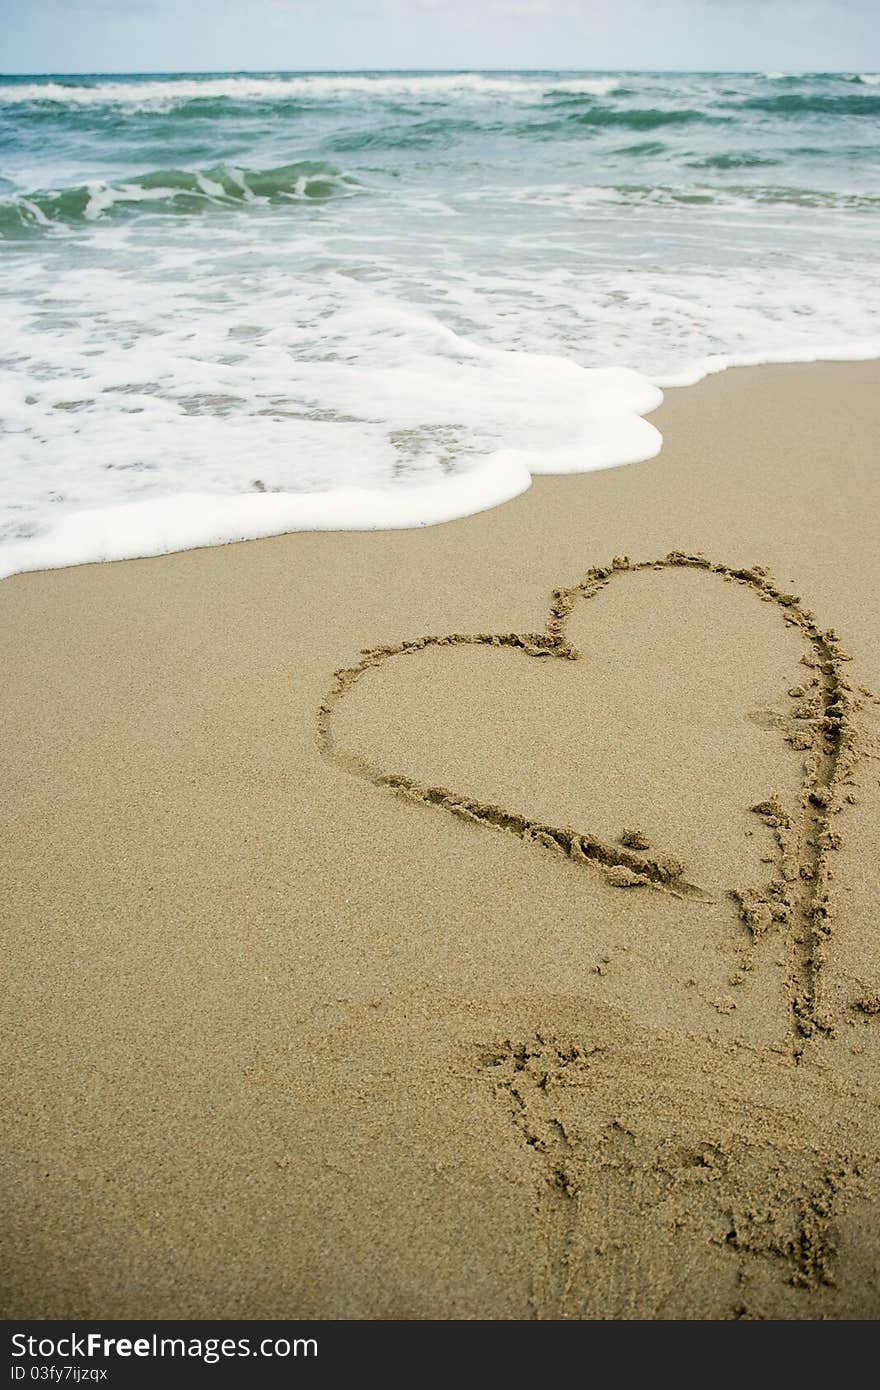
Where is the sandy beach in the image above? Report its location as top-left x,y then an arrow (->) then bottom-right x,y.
2,359 -> 879,1320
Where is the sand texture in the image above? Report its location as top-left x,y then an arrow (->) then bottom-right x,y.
2,361 -> 880,1319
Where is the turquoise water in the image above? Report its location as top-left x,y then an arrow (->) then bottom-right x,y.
1,70 -> 879,574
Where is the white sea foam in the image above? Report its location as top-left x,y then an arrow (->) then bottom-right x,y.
3,187 -> 878,578
653,337 -> 880,388
0,73 -> 618,110
545,77 -> 621,96
0,265 -> 662,578
0,462 -> 533,577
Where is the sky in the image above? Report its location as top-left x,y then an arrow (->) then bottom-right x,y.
1,0 -> 878,75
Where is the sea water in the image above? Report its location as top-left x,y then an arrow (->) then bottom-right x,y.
1,70 -> 879,576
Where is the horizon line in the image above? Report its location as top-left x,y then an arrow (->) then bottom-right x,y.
1,65 -> 874,78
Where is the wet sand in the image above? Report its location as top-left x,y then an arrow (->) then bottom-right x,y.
2,360 -> 879,1319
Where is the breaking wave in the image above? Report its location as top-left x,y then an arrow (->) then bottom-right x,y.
0,160 -> 359,235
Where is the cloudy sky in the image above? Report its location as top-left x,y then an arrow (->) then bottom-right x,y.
2,0 -> 878,75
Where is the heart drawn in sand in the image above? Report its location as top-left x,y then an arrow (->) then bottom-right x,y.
317,552 -> 860,1042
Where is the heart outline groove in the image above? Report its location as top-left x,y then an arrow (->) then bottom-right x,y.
317,551 -> 863,1049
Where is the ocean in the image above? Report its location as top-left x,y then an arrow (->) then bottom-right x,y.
1,69 -> 879,577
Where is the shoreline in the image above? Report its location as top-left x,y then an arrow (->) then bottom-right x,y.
2,352 -> 879,583
2,359 -> 879,1319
